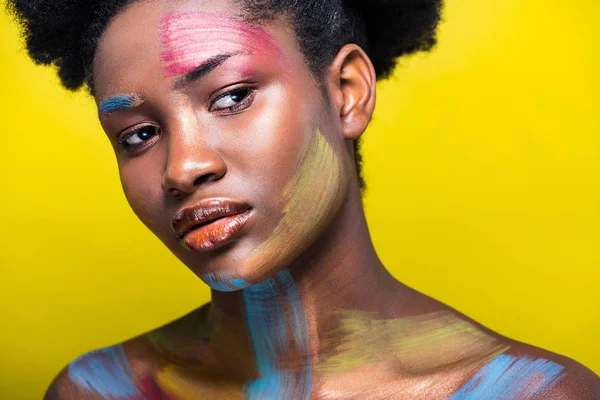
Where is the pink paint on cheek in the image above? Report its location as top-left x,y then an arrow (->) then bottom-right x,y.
159,12 -> 287,77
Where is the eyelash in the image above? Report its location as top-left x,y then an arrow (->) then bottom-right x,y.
209,87 -> 256,114
117,86 -> 256,153
118,125 -> 160,153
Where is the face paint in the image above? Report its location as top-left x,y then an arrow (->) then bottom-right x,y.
67,344 -> 140,398
242,270 -> 313,399
202,271 -> 251,292
318,311 -> 510,375
449,353 -> 566,399
98,94 -> 143,117
244,128 -> 345,277
159,11 -> 286,78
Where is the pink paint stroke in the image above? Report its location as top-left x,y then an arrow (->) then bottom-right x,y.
135,376 -> 175,400
160,12 -> 287,77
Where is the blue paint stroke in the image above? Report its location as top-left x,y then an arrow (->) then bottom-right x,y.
68,344 -> 139,399
203,271 -> 251,292
449,353 -> 566,399
98,94 -> 140,116
242,270 -> 313,400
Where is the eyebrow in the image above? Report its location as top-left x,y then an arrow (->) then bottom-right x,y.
98,53 -> 236,118
172,53 -> 237,90
98,94 -> 143,118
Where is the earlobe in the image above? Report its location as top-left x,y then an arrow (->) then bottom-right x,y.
328,44 -> 377,140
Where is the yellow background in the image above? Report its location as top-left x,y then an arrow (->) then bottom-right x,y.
1,0 -> 598,398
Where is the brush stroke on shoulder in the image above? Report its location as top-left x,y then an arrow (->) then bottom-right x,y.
450,353 -> 566,399
67,344 -> 139,398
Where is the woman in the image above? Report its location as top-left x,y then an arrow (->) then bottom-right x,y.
7,0 -> 600,398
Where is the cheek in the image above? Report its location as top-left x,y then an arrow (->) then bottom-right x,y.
242,126 -> 349,277
118,159 -> 166,234
214,80 -> 350,276
281,127 -> 349,235
219,83 -> 316,208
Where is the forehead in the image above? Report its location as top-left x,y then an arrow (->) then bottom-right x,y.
93,0 -> 301,98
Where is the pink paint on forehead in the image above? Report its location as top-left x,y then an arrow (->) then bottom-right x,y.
159,12 -> 287,77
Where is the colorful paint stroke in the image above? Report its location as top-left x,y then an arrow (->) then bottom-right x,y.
136,376 -> 177,400
155,364 -> 242,400
203,271 -> 251,292
159,12 -> 286,78
67,344 -> 140,398
449,353 -> 566,399
244,128 -> 344,276
242,270 -> 313,399
317,310 -> 509,375
98,94 -> 142,117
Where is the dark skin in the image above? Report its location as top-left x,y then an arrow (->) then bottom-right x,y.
45,0 -> 600,398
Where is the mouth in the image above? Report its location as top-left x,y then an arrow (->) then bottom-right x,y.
172,199 -> 253,252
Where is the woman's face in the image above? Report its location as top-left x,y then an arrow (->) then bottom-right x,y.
93,0 -> 352,290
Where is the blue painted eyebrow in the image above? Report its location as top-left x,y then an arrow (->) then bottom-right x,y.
98,94 -> 141,117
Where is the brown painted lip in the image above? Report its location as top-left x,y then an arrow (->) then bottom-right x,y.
172,198 -> 252,238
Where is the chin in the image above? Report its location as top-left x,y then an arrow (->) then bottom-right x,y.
180,228 -> 314,292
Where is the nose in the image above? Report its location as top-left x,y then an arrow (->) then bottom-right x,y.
161,135 -> 227,197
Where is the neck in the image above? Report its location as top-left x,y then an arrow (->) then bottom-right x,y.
147,184 -> 508,399
210,183 -> 408,384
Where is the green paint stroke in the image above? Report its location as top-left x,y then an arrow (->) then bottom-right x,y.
145,305 -> 212,356
145,304 -> 253,373
245,128 -> 344,274
318,310 -> 510,375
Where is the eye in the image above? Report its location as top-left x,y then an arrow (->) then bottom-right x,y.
118,125 -> 160,152
210,88 -> 254,113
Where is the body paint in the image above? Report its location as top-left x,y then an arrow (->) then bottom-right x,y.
318,310 -> 509,375
449,353 -> 566,399
136,376 -> 176,400
145,303 -> 255,374
67,344 -> 140,399
146,328 -> 194,358
244,128 -> 345,276
242,270 -> 313,400
203,271 -> 251,292
235,129 -> 341,397
155,364 -> 243,400
98,94 -> 143,117
159,12 -> 286,78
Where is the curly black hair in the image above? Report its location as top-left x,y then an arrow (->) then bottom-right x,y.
6,0 -> 443,191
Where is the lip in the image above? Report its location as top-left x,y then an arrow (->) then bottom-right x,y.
172,199 -> 253,252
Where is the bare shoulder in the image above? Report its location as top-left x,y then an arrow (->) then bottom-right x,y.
502,342 -> 600,399
43,304 -> 212,400
43,337 -> 155,400
43,363 -> 102,400
543,362 -> 600,399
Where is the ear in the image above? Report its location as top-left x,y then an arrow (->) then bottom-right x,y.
326,44 -> 377,140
